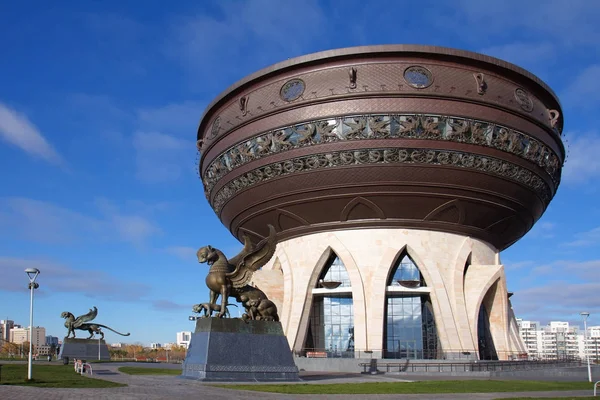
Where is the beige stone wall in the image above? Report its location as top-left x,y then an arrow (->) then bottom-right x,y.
258,228 -> 525,359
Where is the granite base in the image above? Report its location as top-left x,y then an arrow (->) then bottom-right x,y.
182,318 -> 300,381
59,337 -> 110,362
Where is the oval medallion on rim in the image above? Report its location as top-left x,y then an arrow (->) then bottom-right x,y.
280,78 -> 306,102
208,116 -> 221,139
403,66 -> 433,89
514,88 -> 534,112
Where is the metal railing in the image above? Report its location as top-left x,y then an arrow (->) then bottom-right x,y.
295,348 -> 586,364
358,359 -> 584,374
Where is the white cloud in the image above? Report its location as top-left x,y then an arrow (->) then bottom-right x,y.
0,102 -> 64,165
0,257 -> 150,301
454,0 -> 600,45
510,259 -> 600,322
561,64 -> 600,110
132,131 -> 192,183
0,197 -> 160,246
561,132 -> 600,184
137,101 -> 204,136
526,221 -> 556,239
165,246 -> 197,261
478,42 -> 556,75
169,0 -> 326,78
152,299 -> 187,311
563,227 -> 600,248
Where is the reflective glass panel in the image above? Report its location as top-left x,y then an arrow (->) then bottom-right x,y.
384,295 -> 439,359
388,254 -> 424,287
320,253 -> 351,287
306,295 -> 354,356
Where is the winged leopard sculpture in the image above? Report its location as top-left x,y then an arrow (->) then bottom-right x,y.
61,306 -> 130,339
196,225 -> 279,321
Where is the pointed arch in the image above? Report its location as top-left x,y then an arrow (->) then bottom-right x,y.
275,208 -> 309,231
340,197 -> 385,221
237,227 -> 265,242
424,199 -> 465,224
477,280 -> 500,360
387,249 -> 427,288
382,245 -> 440,359
291,237 -> 367,354
300,246 -> 355,355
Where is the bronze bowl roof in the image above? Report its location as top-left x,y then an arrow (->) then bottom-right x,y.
196,45 -> 564,250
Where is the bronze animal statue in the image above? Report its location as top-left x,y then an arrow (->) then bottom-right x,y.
193,302 -> 237,318
195,225 -> 279,321
61,307 -> 130,340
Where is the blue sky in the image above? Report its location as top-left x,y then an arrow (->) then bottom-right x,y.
1,0 -> 599,345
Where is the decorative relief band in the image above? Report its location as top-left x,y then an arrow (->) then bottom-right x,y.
202,114 -> 561,194
211,147 -> 552,213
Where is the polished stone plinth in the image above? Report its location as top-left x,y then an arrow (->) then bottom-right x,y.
181,317 -> 300,381
59,337 -> 110,362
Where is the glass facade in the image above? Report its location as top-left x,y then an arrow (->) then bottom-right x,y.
304,252 -> 354,356
307,296 -> 354,355
320,254 -> 351,287
388,254 -> 424,287
384,296 -> 438,358
384,253 -> 439,359
477,305 -> 498,360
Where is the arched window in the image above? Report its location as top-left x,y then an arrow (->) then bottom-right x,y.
303,252 -> 354,357
477,284 -> 499,360
384,252 -> 440,359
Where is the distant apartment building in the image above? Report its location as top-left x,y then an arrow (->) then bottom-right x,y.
163,342 -> 176,349
516,319 -> 598,361
150,343 -> 162,349
176,331 -> 191,349
45,336 -> 59,346
584,325 -> 600,363
1,319 -> 15,342
10,327 -> 47,347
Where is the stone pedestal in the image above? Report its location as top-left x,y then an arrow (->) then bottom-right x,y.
182,318 -> 300,381
59,337 -> 110,362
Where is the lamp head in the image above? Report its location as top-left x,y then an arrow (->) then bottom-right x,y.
25,268 -> 40,283
580,312 -> 590,318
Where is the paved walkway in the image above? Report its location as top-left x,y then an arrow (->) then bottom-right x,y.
0,363 -> 595,399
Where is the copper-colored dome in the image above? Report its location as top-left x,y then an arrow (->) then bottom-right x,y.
196,45 -> 564,250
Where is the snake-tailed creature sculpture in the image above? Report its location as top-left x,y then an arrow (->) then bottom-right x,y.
195,225 -> 279,322
61,307 -> 130,339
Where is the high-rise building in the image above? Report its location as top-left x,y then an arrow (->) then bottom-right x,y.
1,319 -> 14,342
176,331 -> 191,348
10,327 -> 46,347
45,336 -> 59,346
517,319 -> 585,360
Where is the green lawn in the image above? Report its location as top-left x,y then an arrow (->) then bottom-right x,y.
499,397 -> 598,400
118,366 -> 181,376
215,380 -> 592,394
0,364 -> 125,388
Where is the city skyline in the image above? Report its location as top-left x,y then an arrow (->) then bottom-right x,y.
1,0 -> 599,344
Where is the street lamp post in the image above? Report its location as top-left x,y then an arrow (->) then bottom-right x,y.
580,312 -> 592,383
25,268 -> 40,381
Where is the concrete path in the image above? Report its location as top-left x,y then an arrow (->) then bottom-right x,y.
0,363 -> 595,399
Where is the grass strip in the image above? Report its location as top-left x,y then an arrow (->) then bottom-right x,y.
497,397 -> 598,400
118,367 -> 181,376
0,364 -> 125,388
213,380 -> 591,394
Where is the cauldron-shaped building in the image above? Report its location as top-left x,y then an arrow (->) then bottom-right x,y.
196,45 -> 563,360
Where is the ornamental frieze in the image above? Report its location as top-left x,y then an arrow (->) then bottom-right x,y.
210,147 -> 552,214
201,114 -> 561,195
